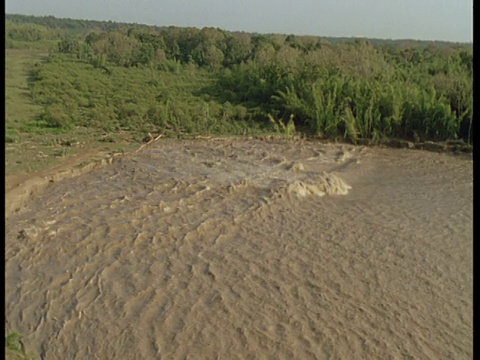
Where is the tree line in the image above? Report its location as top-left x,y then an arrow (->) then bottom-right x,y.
8,14 -> 473,144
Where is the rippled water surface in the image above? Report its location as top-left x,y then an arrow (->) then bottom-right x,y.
5,139 -> 473,359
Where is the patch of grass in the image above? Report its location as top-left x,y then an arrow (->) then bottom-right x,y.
5,129 -> 20,143
5,49 -> 46,131
268,113 -> 296,139
5,332 -> 36,360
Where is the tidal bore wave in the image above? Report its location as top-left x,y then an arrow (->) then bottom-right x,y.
6,138 -> 472,359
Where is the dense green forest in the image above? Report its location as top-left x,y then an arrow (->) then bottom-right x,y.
6,14 -> 473,144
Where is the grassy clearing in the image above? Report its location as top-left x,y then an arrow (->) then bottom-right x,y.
5,49 -> 46,138
5,49 -> 140,179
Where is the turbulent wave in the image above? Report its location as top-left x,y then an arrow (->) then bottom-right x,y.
5,139 -> 472,359
284,172 -> 352,197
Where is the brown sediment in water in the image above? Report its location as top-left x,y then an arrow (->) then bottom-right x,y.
5,150 -> 118,219
5,138 -> 472,359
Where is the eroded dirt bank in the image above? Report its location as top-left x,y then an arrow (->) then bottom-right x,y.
5,139 -> 472,359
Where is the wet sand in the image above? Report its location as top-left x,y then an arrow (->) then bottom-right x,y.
5,138 -> 473,359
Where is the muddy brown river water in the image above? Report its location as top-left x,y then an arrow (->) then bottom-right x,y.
5,138 -> 472,359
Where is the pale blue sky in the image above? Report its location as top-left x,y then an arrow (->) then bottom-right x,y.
5,0 -> 473,43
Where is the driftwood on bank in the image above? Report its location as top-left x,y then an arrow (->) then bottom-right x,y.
135,133 -> 164,153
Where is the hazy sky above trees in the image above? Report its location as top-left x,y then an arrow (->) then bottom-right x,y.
5,0 -> 473,42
